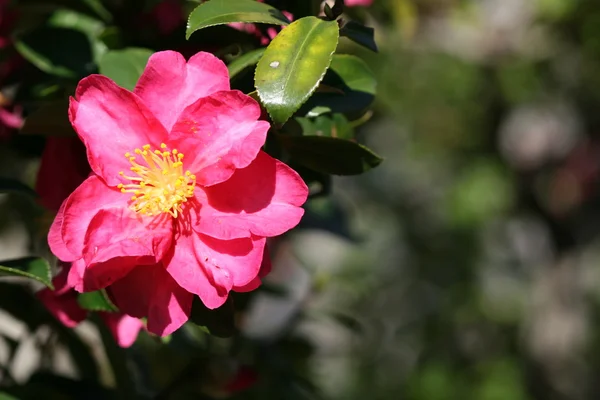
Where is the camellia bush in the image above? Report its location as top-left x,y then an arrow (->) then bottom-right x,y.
0,0 -> 380,398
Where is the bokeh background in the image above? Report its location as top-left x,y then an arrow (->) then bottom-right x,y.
3,0 -> 600,399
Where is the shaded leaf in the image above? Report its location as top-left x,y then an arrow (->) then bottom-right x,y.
186,0 -> 290,39
296,113 -> 354,139
0,257 -> 53,289
340,20 -> 378,52
0,392 -> 19,400
278,135 -> 382,175
0,178 -> 38,197
303,53 -> 376,117
47,8 -> 107,62
98,48 -> 154,91
227,47 -> 265,79
189,297 -> 235,338
255,16 -> 339,125
77,290 -> 118,312
15,27 -> 94,78
21,99 -> 74,137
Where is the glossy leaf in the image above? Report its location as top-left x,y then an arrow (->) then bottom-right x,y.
0,178 -> 38,197
227,48 -> 265,79
77,290 -> 118,312
340,20 -> 378,52
21,99 -> 74,137
98,48 -> 154,91
278,135 -> 383,175
303,54 -> 376,117
255,16 -> 339,125
0,257 -> 53,289
186,0 -> 290,39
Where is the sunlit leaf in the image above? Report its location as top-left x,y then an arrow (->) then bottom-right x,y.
186,0 -> 290,39
255,16 -> 339,125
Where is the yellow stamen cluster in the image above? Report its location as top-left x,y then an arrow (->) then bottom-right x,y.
118,143 -> 196,218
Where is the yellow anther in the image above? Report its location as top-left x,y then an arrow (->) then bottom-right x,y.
118,144 -> 195,218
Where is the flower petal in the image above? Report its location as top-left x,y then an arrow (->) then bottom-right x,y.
69,75 -> 169,186
134,51 -> 230,132
48,201 -> 77,262
37,267 -> 87,328
232,243 -> 271,292
60,175 -> 126,258
193,151 -> 307,239
164,232 -> 230,310
67,258 -> 86,292
81,208 -> 174,291
100,312 -> 144,348
170,90 -> 269,186
107,264 -> 192,336
36,137 -> 90,212
166,227 -> 265,305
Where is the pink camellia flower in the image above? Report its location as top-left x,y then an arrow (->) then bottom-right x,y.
49,50 -> 308,336
37,264 -> 143,348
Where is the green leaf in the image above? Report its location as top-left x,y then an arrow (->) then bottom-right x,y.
77,290 -> 118,312
186,0 -> 290,39
295,113 -> 354,139
227,47 -> 265,79
15,27 -> 94,78
303,54 -> 376,117
98,48 -> 154,91
278,135 -> 383,175
189,297 -> 235,338
0,257 -> 53,289
21,99 -> 74,137
47,8 -> 107,62
255,16 -> 339,125
0,178 -> 38,197
0,392 -> 19,400
340,21 -> 378,52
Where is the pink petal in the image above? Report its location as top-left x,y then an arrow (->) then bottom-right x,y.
134,51 -> 230,132
67,258 -> 86,292
48,201 -> 77,262
69,75 -> 169,186
100,312 -> 144,348
345,0 -> 373,6
107,264 -> 192,336
36,137 -> 90,212
232,244 -> 271,292
37,267 -> 87,328
60,175 -> 127,259
193,151 -> 307,239
166,226 -> 265,305
164,230 -> 231,310
81,208 -> 174,291
169,90 -> 269,186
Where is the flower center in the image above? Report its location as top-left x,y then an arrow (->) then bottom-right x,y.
118,143 -> 196,218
